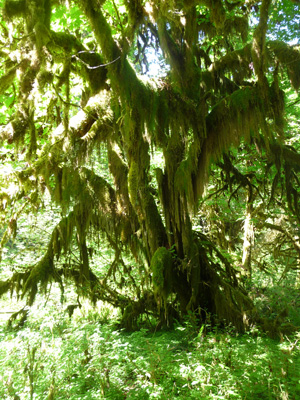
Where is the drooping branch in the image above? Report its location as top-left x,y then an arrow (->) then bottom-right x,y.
209,43 -> 252,85
263,222 -> 300,257
268,41 -> 300,91
194,87 -> 265,200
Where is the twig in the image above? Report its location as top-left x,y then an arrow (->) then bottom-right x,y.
72,54 -> 121,69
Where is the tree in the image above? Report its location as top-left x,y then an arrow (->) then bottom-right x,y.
0,0 -> 299,331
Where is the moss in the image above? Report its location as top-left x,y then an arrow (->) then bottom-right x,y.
128,161 -> 139,205
51,31 -> 81,53
34,21 -> 52,51
0,65 -> 18,94
268,40 -> 300,91
229,86 -> 258,111
224,16 -> 248,42
174,158 -> 194,207
20,67 -> 37,96
212,276 -> 255,332
150,247 -> 173,312
0,280 -> 11,297
37,69 -> 54,90
194,86 -> 266,198
11,116 -> 29,144
142,190 -> 167,253
7,307 -> 29,329
23,253 -> 54,305
3,0 -> 26,19
121,303 -> 138,331
209,0 -> 226,30
44,0 -> 52,29
210,43 -> 252,80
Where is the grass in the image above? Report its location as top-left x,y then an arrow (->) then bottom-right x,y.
0,291 -> 300,400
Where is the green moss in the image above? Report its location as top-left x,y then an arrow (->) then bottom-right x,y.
229,86 -> 259,111
4,0 -> 26,19
120,303 -> 140,331
174,159 -> 193,202
150,247 -> 173,301
23,253 -> 54,305
44,0 -> 52,29
128,161 -> 139,205
51,31 -> 81,54
268,40 -> 300,91
0,65 -> 18,94
34,21 -> 51,51
0,280 -> 11,297
37,69 -> 53,90
210,0 -> 226,30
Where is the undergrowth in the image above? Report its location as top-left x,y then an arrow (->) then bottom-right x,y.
0,291 -> 300,400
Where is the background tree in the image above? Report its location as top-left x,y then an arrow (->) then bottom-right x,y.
0,0 -> 299,331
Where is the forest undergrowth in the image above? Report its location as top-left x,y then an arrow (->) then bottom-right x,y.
0,273 -> 300,400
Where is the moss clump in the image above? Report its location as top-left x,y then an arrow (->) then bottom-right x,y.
128,161 -> 139,205
37,69 -> 54,90
150,247 -> 173,313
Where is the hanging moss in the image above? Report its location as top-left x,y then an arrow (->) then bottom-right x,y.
223,15 -> 249,42
141,189 -> 167,254
194,86 -> 265,198
22,253 -> 54,306
27,117 -> 37,159
174,159 -> 194,203
51,29 -> 109,96
268,40 -> 300,91
0,280 -> 11,297
210,43 -> 252,81
269,74 -> 285,134
155,90 -> 170,145
209,0 -> 226,30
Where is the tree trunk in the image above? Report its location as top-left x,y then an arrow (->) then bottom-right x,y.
242,194 -> 254,279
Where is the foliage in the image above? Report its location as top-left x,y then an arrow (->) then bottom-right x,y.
0,293 -> 300,400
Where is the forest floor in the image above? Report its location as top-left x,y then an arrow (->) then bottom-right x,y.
0,279 -> 300,400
